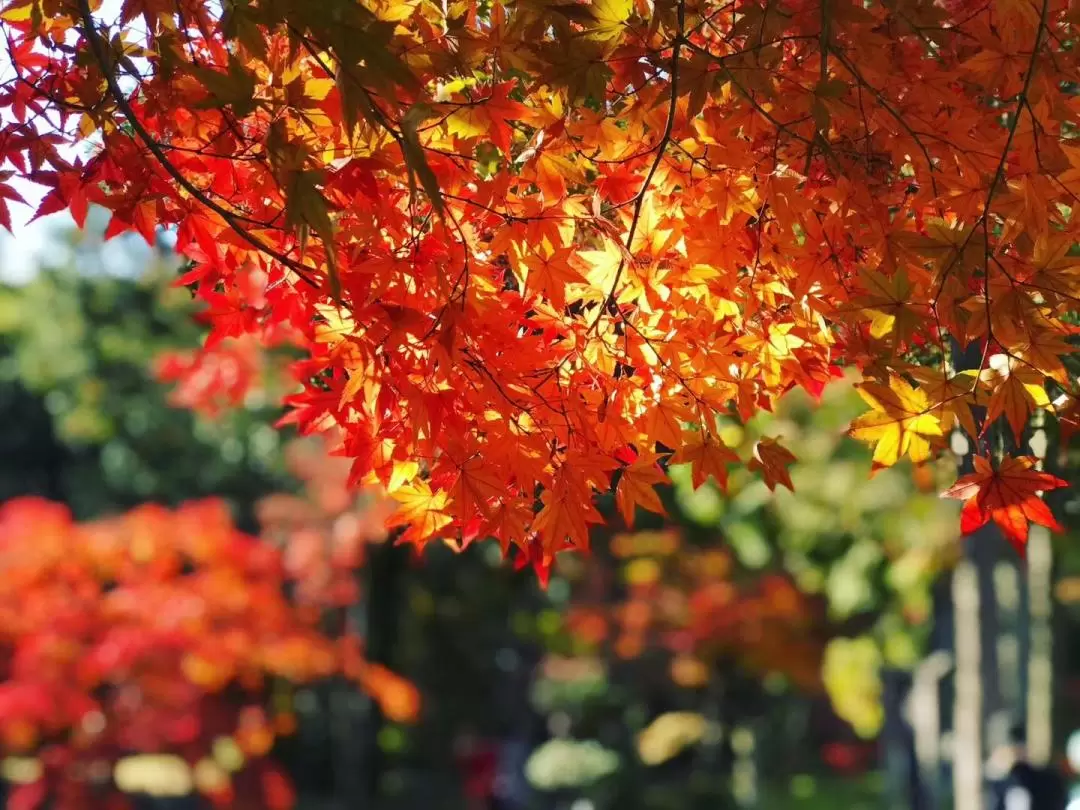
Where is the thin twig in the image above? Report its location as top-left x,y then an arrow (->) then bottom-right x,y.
589,0 -> 688,334
75,0 -> 319,288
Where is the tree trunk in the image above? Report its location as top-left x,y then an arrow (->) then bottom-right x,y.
362,536 -> 410,807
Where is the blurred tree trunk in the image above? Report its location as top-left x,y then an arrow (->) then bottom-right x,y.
1025,525 -> 1054,766
363,537 -> 410,807
1024,414 -> 1057,766
947,341 -> 1005,810
952,558 -> 984,810
909,650 -> 953,810
881,669 -> 920,810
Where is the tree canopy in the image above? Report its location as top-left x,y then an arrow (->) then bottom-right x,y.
1,0 -> 1077,576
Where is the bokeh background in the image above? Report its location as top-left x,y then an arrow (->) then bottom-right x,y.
3,212 -> 1080,810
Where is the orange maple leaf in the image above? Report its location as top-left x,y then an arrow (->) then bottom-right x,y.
747,437 -> 796,492
645,396 -> 695,451
448,453 -> 505,523
532,468 -> 604,553
614,450 -> 668,527
485,497 -> 533,557
17,0 -> 1080,581
980,354 -> 1052,446
670,432 -> 738,491
942,455 -> 1068,556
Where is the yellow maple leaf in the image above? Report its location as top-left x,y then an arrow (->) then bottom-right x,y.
582,0 -> 632,43
386,481 -> 453,547
857,267 -> 923,345
849,377 -> 943,470
736,321 -> 805,388
906,367 -> 980,440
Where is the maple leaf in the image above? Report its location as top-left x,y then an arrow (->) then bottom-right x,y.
513,539 -> 559,589
0,175 -> 25,232
961,45 -> 1027,92
906,367 -> 980,440
385,482 -> 453,548
849,377 -> 943,471
0,494 -> 396,788
511,238 -> 584,309
747,438 -> 795,492
528,148 -> 585,201
580,0 -> 633,43
645,396 -> 695,451
614,450 -> 668,527
1012,331 -> 1078,389
1054,393 -> 1080,445
446,452 -> 506,543
856,268 -> 925,347
942,455 -> 1068,557
444,82 -> 527,154
736,322 -> 805,388
485,498 -> 533,557
980,353 -> 1052,445
670,432 -> 738,491
192,54 -> 260,118
1026,234 -> 1080,307
533,467 -> 604,553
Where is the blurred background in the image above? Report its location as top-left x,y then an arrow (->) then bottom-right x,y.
3,213 -> 1080,810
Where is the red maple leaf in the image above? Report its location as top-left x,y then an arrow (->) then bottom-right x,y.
942,455 -> 1068,556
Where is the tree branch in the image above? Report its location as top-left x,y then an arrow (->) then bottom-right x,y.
589,0 -> 688,334
75,0 -> 320,289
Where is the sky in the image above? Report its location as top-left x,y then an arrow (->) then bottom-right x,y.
0,215 -> 71,283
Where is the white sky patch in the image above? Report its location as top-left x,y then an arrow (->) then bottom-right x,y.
0,214 -> 67,283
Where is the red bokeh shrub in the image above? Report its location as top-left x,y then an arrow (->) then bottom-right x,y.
0,495 -> 413,810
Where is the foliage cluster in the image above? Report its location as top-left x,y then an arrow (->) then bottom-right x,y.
0,0 -> 1077,577
0,493 -> 417,810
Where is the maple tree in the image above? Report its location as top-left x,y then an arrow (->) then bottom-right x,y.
1,0 -> 1078,573
0,495 -> 416,810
